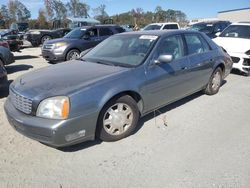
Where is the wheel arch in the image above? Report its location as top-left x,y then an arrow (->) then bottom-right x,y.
99,90 -> 144,116
65,48 -> 81,61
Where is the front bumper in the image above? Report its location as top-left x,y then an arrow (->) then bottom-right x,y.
25,34 -> 41,45
42,50 -> 65,62
4,98 -> 97,147
229,52 -> 250,73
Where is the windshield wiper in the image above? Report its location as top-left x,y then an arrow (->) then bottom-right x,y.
94,61 -> 115,66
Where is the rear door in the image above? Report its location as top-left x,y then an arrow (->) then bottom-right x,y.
80,28 -> 100,50
184,33 -> 214,90
98,27 -> 114,41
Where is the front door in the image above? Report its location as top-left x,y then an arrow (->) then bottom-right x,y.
143,35 -> 191,111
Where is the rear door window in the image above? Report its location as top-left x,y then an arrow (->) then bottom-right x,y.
184,34 -> 210,55
156,35 -> 184,60
99,28 -> 113,36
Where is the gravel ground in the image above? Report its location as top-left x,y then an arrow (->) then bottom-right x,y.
0,47 -> 250,188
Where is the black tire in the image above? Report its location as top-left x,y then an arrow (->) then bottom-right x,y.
204,67 -> 223,95
96,95 -> 140,142
66,49 -> 80,61
41,35 -> 51,44
31,42 -> 39,47
243,71 -> 250,77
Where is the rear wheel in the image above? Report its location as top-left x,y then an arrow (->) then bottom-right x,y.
41,35 -> 51,44
96,95 -> 140,142
31,42 -> 39,47
204,67 -> 223,95
66,49 -> 80,61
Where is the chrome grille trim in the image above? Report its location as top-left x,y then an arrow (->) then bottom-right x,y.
10,89 -> 32,114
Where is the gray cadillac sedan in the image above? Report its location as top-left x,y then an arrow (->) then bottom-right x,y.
5,30 -> 233,147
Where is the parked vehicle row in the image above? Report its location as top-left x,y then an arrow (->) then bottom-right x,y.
0,29 -> 23,52
25,28 -> 71,47
189,21 -> 231,38
4,30 -> 233,147
0,46 -> 14,88
213,22 -> 250,75
42,25 -> 126,63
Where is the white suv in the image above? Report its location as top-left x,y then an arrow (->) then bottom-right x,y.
213,22 -> 250,75
142,22 -> 180,31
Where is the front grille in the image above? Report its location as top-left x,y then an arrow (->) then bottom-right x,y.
231,56 -> 240,63
42,44 -> 54,50
10,89 -> 32,114
243,58 -> 250,66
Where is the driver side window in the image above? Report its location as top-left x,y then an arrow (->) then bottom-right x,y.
156,35 -> 184,61
84,29 -> 98,38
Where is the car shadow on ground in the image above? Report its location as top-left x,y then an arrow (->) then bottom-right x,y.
6,64 -> 33,74
0,80 -> 13,99
231,69 -> 247,76
15,55 -> 39,60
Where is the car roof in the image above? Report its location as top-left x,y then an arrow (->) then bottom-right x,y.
117,30 -> 201,37
231,22 -> 250,26
78,25 -> 121,29
148,22 -> 179,25
194,20 -> 230,25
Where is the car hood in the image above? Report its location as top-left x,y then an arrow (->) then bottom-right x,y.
213,37 -> 250,53
11,60 -> 129,100
45,38 -> 78,44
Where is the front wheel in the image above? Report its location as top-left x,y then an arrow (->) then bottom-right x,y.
41,35 -> 51,44
204,67 -> 223,95
66,49 -> 80,61
96,95 -> 140,142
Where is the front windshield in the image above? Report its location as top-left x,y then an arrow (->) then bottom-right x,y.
82,34 -> 159,67
143,24 -> 162,30
190,23 -> 214,33
220,25 -> 250,39
64,28 -> 86,39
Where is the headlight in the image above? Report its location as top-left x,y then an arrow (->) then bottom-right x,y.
246,50 -> 250,55
55,42 -> 66,48
36,96 -> 70,120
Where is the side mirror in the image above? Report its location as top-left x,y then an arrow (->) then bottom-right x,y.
154,54 -> 173,65
215,32 -> 221,37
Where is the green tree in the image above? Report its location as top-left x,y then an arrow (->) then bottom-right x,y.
131,8 -> 143,27
154,6 -> 166,22
37,9 -> 49,29
0,5 -> 10,28
66,0 -> 89,18
16,0 -> 31,21
51,0 -> 67,19
93,4 -> 109,23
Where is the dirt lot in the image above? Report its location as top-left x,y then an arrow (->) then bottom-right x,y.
0,47 -> 250,188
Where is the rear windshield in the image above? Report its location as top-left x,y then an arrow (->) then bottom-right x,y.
143,24 -> 162,30
190,23 -> 214,33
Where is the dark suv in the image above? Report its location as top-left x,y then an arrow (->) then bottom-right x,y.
42,25 -> 125,63
189,21 -> 231,38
